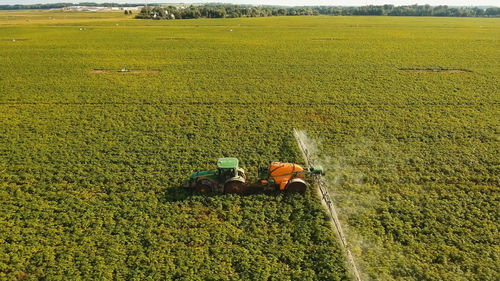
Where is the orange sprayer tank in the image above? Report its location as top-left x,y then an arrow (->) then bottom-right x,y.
268,162 -> 304,190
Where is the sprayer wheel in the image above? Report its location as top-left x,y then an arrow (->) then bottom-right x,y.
224,180 -> 246,194
286,179 -> 307,194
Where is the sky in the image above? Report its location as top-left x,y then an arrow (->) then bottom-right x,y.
0,0 -> 498,6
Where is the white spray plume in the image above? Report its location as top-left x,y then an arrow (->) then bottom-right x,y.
294,129 -> 412,281
294,129 -> 364,281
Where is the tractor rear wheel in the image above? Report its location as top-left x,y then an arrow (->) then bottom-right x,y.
286,178 -> 307,194
195,180 -> 213,194
224,180 -> 246,194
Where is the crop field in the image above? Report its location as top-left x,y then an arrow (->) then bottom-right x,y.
1,10 -> 499,280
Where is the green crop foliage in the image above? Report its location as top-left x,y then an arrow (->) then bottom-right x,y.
0,11 -> 499,281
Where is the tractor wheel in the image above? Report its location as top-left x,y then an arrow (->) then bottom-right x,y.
286,178 -> 307,194
195,180 -> 213,194
224,180 -> 246,194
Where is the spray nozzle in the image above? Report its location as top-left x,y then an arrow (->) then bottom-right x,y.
310,166 -> 325,175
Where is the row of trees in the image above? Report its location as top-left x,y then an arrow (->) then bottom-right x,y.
0,2 -> 138,10
134,5 -> 319,20
317,4 -> 500,17
135,4 -> 500,20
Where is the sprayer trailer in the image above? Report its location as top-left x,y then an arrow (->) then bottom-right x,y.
184,157 -> 324,194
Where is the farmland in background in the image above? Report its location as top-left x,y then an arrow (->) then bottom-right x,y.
0,10 -> 498,280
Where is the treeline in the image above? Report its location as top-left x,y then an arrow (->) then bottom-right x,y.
135,5 -> 320,19
319,4 -> 500,17
135,4 -> 500,20
0,2 -> 143,10
0,3 -> 70,10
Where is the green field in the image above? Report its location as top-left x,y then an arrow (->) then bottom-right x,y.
0,10 -> 499,280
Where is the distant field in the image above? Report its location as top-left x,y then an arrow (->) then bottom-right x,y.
0,11 -> 499,280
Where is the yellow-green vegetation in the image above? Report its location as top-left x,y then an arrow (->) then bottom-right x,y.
1,11 -> 499,280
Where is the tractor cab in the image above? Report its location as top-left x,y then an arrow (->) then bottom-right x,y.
216,157 -> 246,180
215,158 -> 247,193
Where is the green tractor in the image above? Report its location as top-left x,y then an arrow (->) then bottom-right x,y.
183,158 -> 247,194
